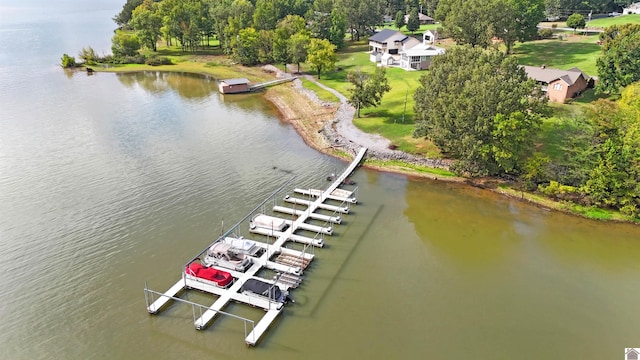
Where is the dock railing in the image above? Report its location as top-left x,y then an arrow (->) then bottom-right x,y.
143,285 -> 257,341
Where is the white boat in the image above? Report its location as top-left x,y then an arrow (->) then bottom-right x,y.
249,214 -> 288,231
223,236 -> 263,256
203,242 -> 252,272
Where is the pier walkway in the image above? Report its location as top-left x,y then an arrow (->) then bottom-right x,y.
144,148 -> 367,346
249,77 -> 296,91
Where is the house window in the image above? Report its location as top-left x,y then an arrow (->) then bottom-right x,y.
553,83 -> 562,90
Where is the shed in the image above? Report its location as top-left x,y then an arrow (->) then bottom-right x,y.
219,78 -> 250,94
381,52 -> 395,66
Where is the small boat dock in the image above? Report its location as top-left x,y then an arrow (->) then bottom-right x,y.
144,148 -> 367,346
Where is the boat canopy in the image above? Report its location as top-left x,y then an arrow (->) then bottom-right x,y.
241,278 -> 282,301
209,242 -> 233,256
251,214 -> 288,231
224,237 -> 259,254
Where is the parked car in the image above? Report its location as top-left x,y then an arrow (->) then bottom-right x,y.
608,11 -> 621,17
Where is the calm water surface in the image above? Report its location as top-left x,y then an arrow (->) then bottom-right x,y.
1,2 -> 639,359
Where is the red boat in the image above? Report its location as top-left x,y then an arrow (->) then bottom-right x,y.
185,262 -> 233,288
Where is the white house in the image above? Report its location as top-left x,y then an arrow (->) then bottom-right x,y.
399,43 -> 445,70
368,29 -> 445,70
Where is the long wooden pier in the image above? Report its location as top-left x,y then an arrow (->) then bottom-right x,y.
249,77 -> 297,91
144,148 -> 367,346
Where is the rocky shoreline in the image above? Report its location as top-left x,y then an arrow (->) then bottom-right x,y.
263,65 -> 454,173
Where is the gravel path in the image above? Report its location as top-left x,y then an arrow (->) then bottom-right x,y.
264,65 -> 451,170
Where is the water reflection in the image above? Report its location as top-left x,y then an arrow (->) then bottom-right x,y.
115,71 -> 218,100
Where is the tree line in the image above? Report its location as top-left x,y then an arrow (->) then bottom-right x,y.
412,23 -> 640,217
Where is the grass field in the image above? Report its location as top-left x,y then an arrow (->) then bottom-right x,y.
513,34 -> 601,75
299,78 -> 340,103
379,23 -> 440,33
586,14 -> 640,28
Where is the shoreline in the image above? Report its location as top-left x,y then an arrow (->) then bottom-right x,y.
261,65 -> 459,180
94,62 -> 636,223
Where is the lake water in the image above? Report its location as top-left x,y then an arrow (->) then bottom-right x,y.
1,1 -> 639,359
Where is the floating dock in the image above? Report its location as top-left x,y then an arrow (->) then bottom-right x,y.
144,148 -> 367,346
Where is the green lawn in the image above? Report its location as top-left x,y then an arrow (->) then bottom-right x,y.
298,29 -> 611,157
586,14 -> 640,28
379,23 -> 440,34
305,41 -> 440,156
300,78 -> 340,103
513,35 -> 601,75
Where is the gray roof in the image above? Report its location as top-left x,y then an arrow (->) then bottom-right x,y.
522,66 -> 589,86
221,78 -> 250,85
369,29 -> 408,44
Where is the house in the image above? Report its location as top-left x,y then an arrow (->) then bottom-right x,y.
369,29 -> 412,61
522,65 -> 590,103
218,78 -> 250,94
403,12 -> 435,24
369,29 -> 445,70
626,348 -> 640,360
400,43 -> 445,70
623,2 -> 640,14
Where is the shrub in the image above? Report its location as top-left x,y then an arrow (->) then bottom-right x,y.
145,56 -> 172,66
620,204 -> 639,218
538,28 -> 554,39
61,53 -> 77,68
551,24 -> 558,29
112,55 -> 146,64
539,180 -> 580,201
79,47 -> 97,65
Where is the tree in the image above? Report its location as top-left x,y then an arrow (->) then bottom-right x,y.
113,0 -> 144,28
566,13 -> 585,33
347,67 -> 392,117
273,28 -> 292,71
436,0 -> 496,47
580,88 -> 640,217
497,0 -> 545,54
130,0 -> 162,51
257,29 -> 275,64
211,0 -> 254,53
78,47 -> 97,65
595,24 -> 640,94
111,31 -> 141,58
437,0 -> 544,51
511,0 -> 545,43
413,46 -> 546,176
406,8 -> 420,33
253,0 -> 279,30
342,0 -> 385,41
289,32 -> 311,73
233,27 -> 260,65
394,10 -> 405,30
273,15 -> 309,71
306,38 -> 337,79
329,7 -> 347,49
